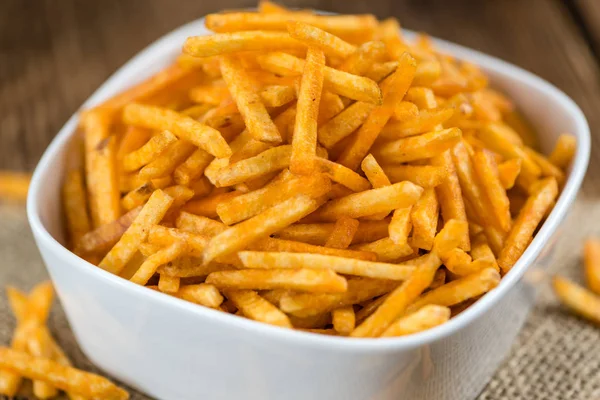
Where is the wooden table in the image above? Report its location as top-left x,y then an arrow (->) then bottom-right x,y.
2,1 -> 600,399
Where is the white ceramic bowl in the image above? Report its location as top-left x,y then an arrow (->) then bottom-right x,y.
27,17 -> 590,400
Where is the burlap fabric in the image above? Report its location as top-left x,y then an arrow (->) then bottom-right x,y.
1,199 -> 599,400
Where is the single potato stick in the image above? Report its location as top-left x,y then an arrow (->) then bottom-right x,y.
276,220 -> 390,246
339,41 -> 387,76
0,171 -> 31,202
99,190 -> 174,275
130,239 -> 187,285
290,47 -> 326,174
389,207 -> 412,246
203,194 -> 321,263
287,21 -> 356,59
351,253 -> 442,337
260,85 -> 297,107
0,348 -> 129,400
406,268 -> 501,314
548,134 -> 576,169
122,130 -> 177,172
410,188 -> 439,251
318,102 -> 376,149
316,158 -> 371,192
379,108 -> 454,140
217,145 -> 292,187
383,164 -> 449,188
183,31 -> 306,57
374,127 -> 462,164
220,55 -> 282,143
584,238 -> 600,295
498,178 -> 558,273
498,158 -> 522,190
325,216 -> 359,249
62,169 -> 91,247
139,140 -> 196,180
226,290 -> 292,328
310,181 -> 423,221
351,237 -> 413,262
553,276 -> 600,325
238,251 -> 416,280
158,275 -> 181,293
174,284 -> 224,308
174,149 -> 214,186
332,306 -> 356,335
206,268 -> 348,293
381,305 -> 450,337
123,104 -> 231,158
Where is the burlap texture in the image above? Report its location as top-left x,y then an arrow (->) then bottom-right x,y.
1,200 -> 599,400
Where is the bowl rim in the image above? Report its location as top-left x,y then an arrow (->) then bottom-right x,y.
27,17 -> 590,353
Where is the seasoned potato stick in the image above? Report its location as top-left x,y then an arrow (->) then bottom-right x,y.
122,131 -> 177,172
123,104 -> 231,158
175,284 -> 224,308
287,21 -> 356,59
217,145 -> 292,187
75,206 -> 141,256
260,85 -> 297,108
220,55 -> 282,143
584,238 -> 600,295
498,158 -> 522,190
524,147 -> 565,184
351,253 -> 441,337
183,31 -> 305,57
253,237 -> 376,261
258,52 -> 382,104
182,190 -> 243,219
239,251 -> 415,280
379,108 -> 454,139
174,149 -> 214,186
158,260 -> 232,278
81,111 -> 121,227
0,171 -> 31,202
189,83 -> 230,105
226,290 -> 292,328
431,219 -> 469,258
131,239 -> 186,285
318,102 -> 375,149
405,87 -> 438,110
407,268 -> 501,315
339,41 -> 387,76
62,169 -> 91,247
332,306 -> 356,335
389,207 -> 412,246
383,164 -> 448,188
382,305 -> 450,337
204,12 -> 378,41
472,149 -> 511,232
325,216 -> 359,249
290,47 -> 326,174
549,134 -> 576,170
553,276 -> 600,324
121,181 -> 156,211
337,53 -> 416,170
410,188 -> 439,251
441,248 -> 478,276
99,190 -> 173,274
217,173 -> 330,225
276,220 -> 390,246
361,154 -> 391,188
176,212 -> 227,236
498,178 -> 558,273
311,181 -> 423,221
139,140 -> 196,180
207,268 -> 347,293
366,61 -> 399,83
158,275 -> 181,293
316,158 -> 370,192
317,91 -> 344,126
377,17 -> 406,59
351,237 -> 413,262
203,194 -> 320,263
0,348 -> 128,400
470,235 -> 499,272
374,128 -> 461,163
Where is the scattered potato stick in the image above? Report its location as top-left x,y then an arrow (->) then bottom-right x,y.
123,104 -> 231,158
0,171 -> 31,202
351,237 -> 413,262
410,188 -> 439,251
204,12 -> 378,40
389,207 -> 412,246
318,102 -> 375,149
332,306 -> 356,335
207,268 -> 347,293
122,131 -> 177,172
584,238 -> 600,295
498,158 -> 522,190
472,149 -> 512,232
260,85 -> 297,107
383,165 -> 448,189
99,190 -> 174,275
290,47 -> 326,174
174,284 -> 224,308
374,127 -> 461,163
280,278 -> 398,316
276,220 -> 390,246
182,190 -> 243,219
62,169 -> 91,247
287,21 -> 356,59
220,56 -> 282,143
239,251 -> 415,280
183,31 -> 305,57
498,178 -> 558,273
75,206 -> 141,256
258,52 -> 382,104
174,148 -> 214,185
311,181 -> 423,222
325,216 -> 359,249
316,158 -> 370,192
0,348 -> 129,400
203,194 -> 320,263
406,268 -> 500,314
351,253 -> 441,337
139,140 -> 196,180
217,145 -> 292,187
226,290 -> 292,328
553,276 -> 600,325
379,108 -> 454,140
549,134 -> 576,170
381,305 -> 450,337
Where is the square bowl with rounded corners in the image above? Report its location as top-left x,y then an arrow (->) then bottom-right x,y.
27,16 -> 589,400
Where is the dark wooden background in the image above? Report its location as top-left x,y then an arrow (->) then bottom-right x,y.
1,0 -> 599,195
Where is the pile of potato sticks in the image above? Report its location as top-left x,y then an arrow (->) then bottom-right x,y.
56,1 -> 577,339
